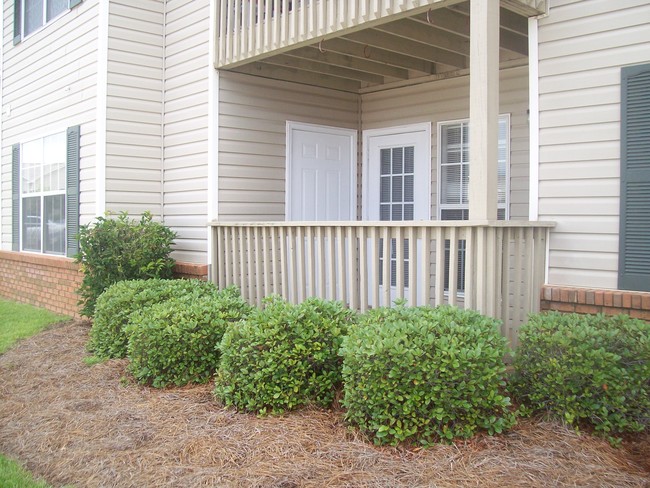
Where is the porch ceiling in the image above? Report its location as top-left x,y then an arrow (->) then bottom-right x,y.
228,1 -> 530,93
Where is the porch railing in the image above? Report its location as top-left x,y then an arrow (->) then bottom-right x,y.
209,220 -> 554,346
216,0 -> 448,68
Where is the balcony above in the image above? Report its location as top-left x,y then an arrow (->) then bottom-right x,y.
215,0 -> 547,92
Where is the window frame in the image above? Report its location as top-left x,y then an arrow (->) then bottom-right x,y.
11,125 -> 81,257
19,130 -> 68,256
436,114 -> 511,221
14,0 -> 82,44
436,114 -> 511,296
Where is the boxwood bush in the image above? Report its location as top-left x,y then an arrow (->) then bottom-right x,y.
214,296 -> 356,415
89,278 -> 219,359
510,312 -> 650,440
76,211 -> 177,317
340,305 -> 515,446
126,285 -> 251,388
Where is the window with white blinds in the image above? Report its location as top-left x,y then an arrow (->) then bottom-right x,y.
438,115 -> 510,221
438,115 -> 510,293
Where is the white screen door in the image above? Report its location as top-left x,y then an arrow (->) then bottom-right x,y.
364,124 -> 431,305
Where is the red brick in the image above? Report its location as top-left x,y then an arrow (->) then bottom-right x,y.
576,304 -> 600,315
612,293 -> 623,308
560,289 -> 569,302
594,291 -> 604,306
577,289 -> 587,304
603,307 -> 624,317
629,309 -> 650,321
642,295 -> 650,311
552,287 -> 561,301
604,292 -> 614,307
622,293 -> 632,309
585,291 -> 595,305
552,302 -> 576,313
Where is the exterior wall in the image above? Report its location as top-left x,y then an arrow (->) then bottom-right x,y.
217,71 -> 360,221
105,0 -> 164,217
104,0 -> 212,264
541,285 -> 650,322
0,250 -> 82,317
0,250 -> 208,317
361,66 -> 530,220
163,0 -> 210,264
537,0 -> 650,289
1,0 -> 99,247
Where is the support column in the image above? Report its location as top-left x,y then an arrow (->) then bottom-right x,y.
469,0 -> 500,221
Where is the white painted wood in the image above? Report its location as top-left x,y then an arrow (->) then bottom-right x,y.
286,122 -> 357,221
468,0 -> 500,222
209,220 -> 554,344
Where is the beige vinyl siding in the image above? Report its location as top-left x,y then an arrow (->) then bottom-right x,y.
361,66 -> 530,220
162,0 -> 210,264
538,0 -> 650,289
218,72 -> 359,221
1,0 -> 99,248
105,0 -> 164,218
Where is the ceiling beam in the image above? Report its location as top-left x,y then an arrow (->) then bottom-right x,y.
343,29 -> 468,69
233,63 -> 362,93
262,54 -> 386,84
288,46 -> 410,80
314,37 -> 436,75
375,18 -> 470,56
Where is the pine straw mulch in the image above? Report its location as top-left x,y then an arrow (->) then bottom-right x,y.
0,320 -> 648,488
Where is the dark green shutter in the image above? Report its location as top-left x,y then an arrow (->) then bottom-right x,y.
13,0 -> 21,45
619,64 -> 650,292
12,144 -> 20,251
66,125 -> 80,257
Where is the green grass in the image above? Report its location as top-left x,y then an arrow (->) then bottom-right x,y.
0,452 -> 54,488
0,299 -> 68,354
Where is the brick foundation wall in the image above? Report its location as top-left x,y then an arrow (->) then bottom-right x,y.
0,250 -> 209,317
0,250 -> 83,317
541,285 -> 650,321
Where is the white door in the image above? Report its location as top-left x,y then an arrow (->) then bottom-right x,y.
286,122 -> 357,301
287,122 -> 356,221
364,124 -> 431,305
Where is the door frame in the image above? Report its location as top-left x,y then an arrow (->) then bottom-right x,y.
286,121 -> 358,221
362,122 -> 432,221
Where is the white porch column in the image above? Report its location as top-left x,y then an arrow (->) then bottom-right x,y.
469,0 -> 500,221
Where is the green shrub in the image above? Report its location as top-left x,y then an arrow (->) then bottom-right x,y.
89,279 -> 219,359
126,285 -> 251,388
340,305 -> 515,446
510,312 -> 650,440
75,211 -> 177,317
214,296 -> 356,415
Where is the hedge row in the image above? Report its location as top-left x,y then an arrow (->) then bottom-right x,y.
88,280 -> 649,445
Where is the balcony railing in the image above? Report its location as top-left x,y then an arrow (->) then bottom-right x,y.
209,220 -> 554,346
216,0 -> 449,68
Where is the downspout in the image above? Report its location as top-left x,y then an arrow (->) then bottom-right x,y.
528,17 -> 539,223
357,93 -> 362,221
207,0 -> 220,278
96,0 -> 109,217
161,0 -> 167,222
528,6 -> 550,284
